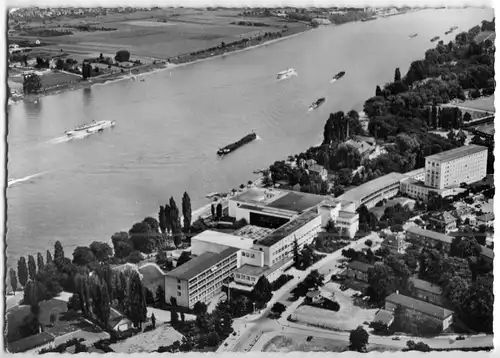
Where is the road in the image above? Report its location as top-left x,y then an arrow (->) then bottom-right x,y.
217,234 -> 381,352
217,232 -> 493,352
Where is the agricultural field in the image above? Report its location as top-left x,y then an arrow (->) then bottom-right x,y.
10,8 -> 305,61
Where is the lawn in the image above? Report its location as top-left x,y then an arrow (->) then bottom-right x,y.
263,334 -> 348,352
459,96 -> 495,113
40,71 -> 82,88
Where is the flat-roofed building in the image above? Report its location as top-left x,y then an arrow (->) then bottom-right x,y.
253,208 -> 322,267
381,235 -> 405,255
400,178 -> 454,201
405,226 -> 453,251
337,172 -> 408,210
410,277 -> 443,306
164,247 -> 239,308
385,292 -> 454,331
424,145 -> 488,190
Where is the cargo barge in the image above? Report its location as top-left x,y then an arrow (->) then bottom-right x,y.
217,131 -> 257,156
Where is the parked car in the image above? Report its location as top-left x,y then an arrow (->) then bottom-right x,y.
392,337 -> 400,341
456,335 -> 465,341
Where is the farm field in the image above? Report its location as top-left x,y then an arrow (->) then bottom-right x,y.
11,8 -> 305,60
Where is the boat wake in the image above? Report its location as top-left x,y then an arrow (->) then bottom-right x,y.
329,78 -> 338,84
8,171 -> 49,188
46,131 -> 90,144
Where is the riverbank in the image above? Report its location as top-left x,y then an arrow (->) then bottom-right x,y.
8,25 -> 311,104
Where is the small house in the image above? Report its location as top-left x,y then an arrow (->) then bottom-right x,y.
109,308 -> 133,332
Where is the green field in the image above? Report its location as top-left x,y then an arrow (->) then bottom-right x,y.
10,8 -> 305,60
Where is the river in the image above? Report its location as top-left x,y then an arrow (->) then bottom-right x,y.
6,8 -> 493,269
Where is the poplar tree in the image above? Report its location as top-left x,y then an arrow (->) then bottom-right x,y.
27,255 -> 37,281
182,192 -> 192,232
46,250 -> 53,265
158,206 -> 167,234
37,253 -> 45,272
9,268 -> 18,294
17,257 -> 29,287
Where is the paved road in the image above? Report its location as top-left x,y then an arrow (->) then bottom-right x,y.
218,232 -> 493,352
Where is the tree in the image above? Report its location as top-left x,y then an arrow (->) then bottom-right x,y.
193,301 -> 208,316
67,293 -> 82,312
375,85 -> 383,97
216,203 -> 223,219
337,168 -> 353,186
128,272 -> 147,329
158,206 -> 167,234
22,73 -> 42,94
54,240 -> 65,268
115,50 -> 131,62
17,257 -> 29,287
151,313 -> 156,329
46,250 -> 53,265
251,276 -> 273,304
182,192 -> 192,231
82,62 -> 92,79
72,246 -> 96,266
211,204 -> 215,218
49,313 -> 57,326
176,251 -> 191,267
111,232 -> 133,258
405,340 -> 431,352
155,285 -> 166,309
349,325 -> 369,352
394,67 -> 401,82
271,302 -> 286,317
9,268 -> 18,294
27,255 -> 37,281
89,241 -> 113,262
36,253 -> 45,272
460,274 -> 493,333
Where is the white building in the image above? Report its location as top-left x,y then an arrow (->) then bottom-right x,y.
424,145 -> 488,190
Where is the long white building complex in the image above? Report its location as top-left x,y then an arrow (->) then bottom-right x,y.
162,145 -> 489,308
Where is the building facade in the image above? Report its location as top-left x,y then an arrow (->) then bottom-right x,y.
424,145 -> 488,190
410,277 -> 444,306
164,247 -> 239,308
344,261 -> 374,283
405,226 -> 452,251
385,292 -> 453,332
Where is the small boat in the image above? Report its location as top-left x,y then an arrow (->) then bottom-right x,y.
331,71 -> 346,82
217,131 -> 257,156
253,168 -> 265,174
206,192 -> 220,199
450,26 -> 458,30
276,68 -> 297,80
65,120 -> 116,137
431,36 -> 440,42
409,33 -> 418,38
309,97 -> 326,111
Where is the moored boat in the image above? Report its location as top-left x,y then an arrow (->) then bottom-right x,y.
409,33 -> 418,38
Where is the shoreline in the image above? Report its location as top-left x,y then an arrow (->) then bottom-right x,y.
8,27 -> 313,104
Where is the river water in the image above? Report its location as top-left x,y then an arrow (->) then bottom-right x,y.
6,8 -> 493,269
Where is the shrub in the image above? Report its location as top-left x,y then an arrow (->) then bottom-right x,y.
365,239 -> 373,247
271,274 -> 294,291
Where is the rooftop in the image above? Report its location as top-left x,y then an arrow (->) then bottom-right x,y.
410,277 -> 442,295
425,144 -> 488,163
386,293 -> 453,320
337,172 -> 408,204
347,260 -> 374,272
234,225 -> 275,242
191,230 -> 255,250
7,332 -> 55,353
480,246 -> 494,260
404,167 -> 426,178
266,191 -> 328,213
166,247 -> 239,281
235,256 -> 292,277
231,187 -> 288,206
338,210 -> 359,220
238,204 -> 296,218
257,208 -> 320,247
477,213 -> 494,222
373,309 -> 394,325
406,226 -> 453,245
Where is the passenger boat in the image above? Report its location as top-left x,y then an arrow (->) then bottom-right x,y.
276,68 -> 297,80
331,71 -> 346,82
65,120 -> 116,137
